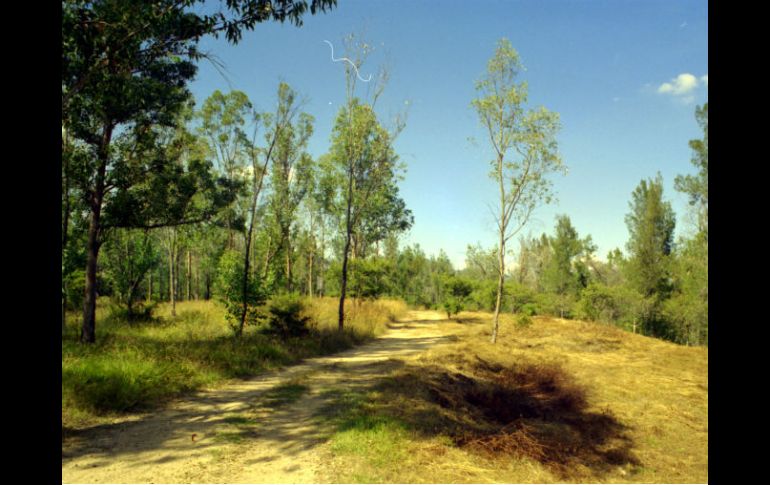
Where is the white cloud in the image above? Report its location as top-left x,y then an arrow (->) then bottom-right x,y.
657,73 -> 699,96
700,74 -> 708,87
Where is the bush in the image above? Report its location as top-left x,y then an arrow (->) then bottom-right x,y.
506,281 -> 537,313
534,292 -> 576,318
215,250 -> 266,333
267,293 -> 311,338
468,280 -> 498,312
64,269 -> 86,311
515,314 -> 533,328
520,303 -> 538,316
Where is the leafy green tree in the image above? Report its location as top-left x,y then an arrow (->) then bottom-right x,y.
318,34 -> 413,328
542,215 -> 596,296
264,97 -> 315,292
624,174 -> 676,299
443,276 -> 474,318
197,90 -> 254,248
471,38 -> 564,343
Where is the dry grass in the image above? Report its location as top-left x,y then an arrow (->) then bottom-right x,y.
302,297 -> 408,336
319,310 -> 707,483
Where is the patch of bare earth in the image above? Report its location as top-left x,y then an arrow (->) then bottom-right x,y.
62,310 -> 453,484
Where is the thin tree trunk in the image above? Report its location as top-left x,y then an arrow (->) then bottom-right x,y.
186,250 -> 192,301
147,272 -> 152,303
169,229 -> 176,317
81,124 -> 112,344
491,154 -> 505,344
62,134 -> 71,336
308,251 -> 314,297
338,169 -> 354,331
285,235 -> 292,293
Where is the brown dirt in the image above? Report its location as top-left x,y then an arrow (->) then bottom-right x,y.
62,310 -> 454,484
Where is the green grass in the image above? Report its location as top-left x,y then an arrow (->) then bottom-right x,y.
62,297 -> 407,430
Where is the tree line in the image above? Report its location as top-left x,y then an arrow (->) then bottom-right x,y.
62,2 -> 706,347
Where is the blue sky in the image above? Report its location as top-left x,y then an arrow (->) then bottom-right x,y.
189,0 -> 708,268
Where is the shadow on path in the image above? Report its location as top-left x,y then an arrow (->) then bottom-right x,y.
62,311 -> 452,483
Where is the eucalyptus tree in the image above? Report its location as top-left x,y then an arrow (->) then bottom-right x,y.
675,103 -> 708,240
322,35 -> 411,330
62,0 -> 337,343
197,90 -> 254,248
264,104 -> 315,292
234,82 -> 308,336
471,38 -> 564,343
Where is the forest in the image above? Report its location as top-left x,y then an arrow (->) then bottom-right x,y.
62,1 -> 708,483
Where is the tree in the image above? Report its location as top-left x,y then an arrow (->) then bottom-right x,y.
675,103 -> 708,240
471,38 -> 564,343
542,215 -> 596,296
323,35 -> 411,330
238,83 -> 308,337
62,0 -> 337,343
625,174 -> 676,299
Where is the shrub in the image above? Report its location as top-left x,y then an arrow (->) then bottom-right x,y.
64,269 -> 86,311
506,281 -> 537,313
515,313 -> 533,328
442,276 -> 475,317
267,293 -> 311,338
215,250 -> 267,333
534,292 -> 576,318
520,303 -> 538,316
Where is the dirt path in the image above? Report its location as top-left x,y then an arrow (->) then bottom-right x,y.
62,310 -> 454,484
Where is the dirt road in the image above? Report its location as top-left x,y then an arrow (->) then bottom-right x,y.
62,310 -> 453,484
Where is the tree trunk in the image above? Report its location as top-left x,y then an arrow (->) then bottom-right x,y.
308,251 -> 314,297
147,272 -> 153,303
186,250 -> 192,301
81,124 -> 112,344
81,212 -> 101,343
338,170 -> 355,331
491,155 -> 505,344
285,236 -> 292,293
169,230 -> 176,317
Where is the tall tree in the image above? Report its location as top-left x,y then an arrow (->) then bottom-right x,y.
625,174 -> 676,298
675,103 -> 708,240
471,38 -> 564,343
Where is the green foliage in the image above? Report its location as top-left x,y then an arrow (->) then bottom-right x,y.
520,303 -> 538,316
576,283 -> 643,329
266,293 -> 311,338
675,103 -> 708,238
215,250 -> 267,333
625,174 -> 676,298
442,276 -> 474,317
515,313 -> 533,328
64,269 -> 87,311
505,280 -> 537,313
349,258 -> 390,300
533,292 -> 576,319
102,229 -> 159,315
468,279 -> 499,312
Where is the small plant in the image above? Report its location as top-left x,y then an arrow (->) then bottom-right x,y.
516,313 -> 533,328
267,293 -> 311,338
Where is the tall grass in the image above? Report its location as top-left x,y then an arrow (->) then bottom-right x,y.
62,297 -> 407,429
